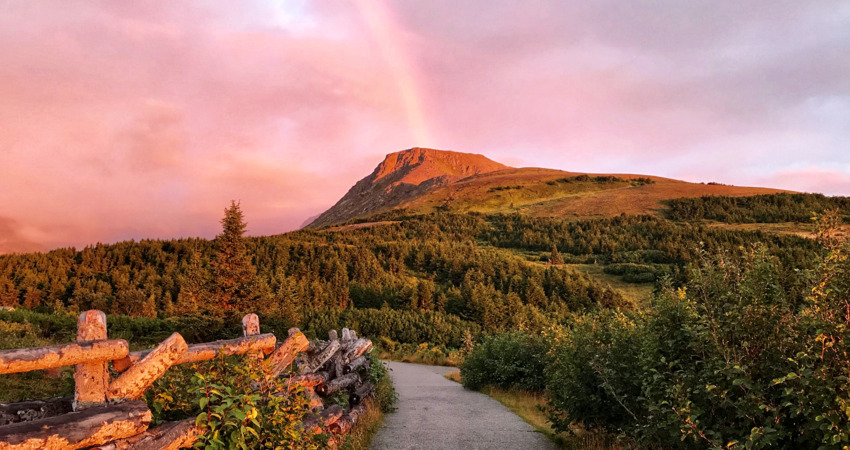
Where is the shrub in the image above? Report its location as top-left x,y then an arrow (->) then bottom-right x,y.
460,332 -> 548,391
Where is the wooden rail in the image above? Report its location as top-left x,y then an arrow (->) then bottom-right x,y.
0,310 -> 375,449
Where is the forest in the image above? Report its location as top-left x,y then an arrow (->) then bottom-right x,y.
664,192 -> 850,223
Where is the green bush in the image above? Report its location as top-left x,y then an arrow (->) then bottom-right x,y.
546,236 -> 850,449
460,332 -> 548,391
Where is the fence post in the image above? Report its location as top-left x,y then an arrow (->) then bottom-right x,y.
74,310 -> 109,410
242,313 -> 263,364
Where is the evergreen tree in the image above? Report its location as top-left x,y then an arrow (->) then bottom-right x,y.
549,245 -> 565,265
211,201 -> 257,312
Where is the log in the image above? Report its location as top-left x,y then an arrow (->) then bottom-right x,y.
300,340 -> 340,374
328,402 -> 368,435
343,339 -> 372,362
266,332 -> 309,378
304,387 -> 324,411
287,371 -> 328,389
93,418 -> 201,450
349,382 -> 374,406
316,373 -> 359,397
0,400 -> 151,450
343,356 -> 369,375
75,310 -> 109,410
0,398 -> 73,426
108,333 -> 188,401
0,340 -> 129,375
241,314 -> 260,337
301,404 -> 343,434
113,334 -> 276,372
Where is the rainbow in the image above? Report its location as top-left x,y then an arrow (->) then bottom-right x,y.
355,0 -> 431,146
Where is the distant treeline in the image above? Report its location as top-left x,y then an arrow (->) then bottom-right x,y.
546,174 -> 654,186
664,193 -> 850,223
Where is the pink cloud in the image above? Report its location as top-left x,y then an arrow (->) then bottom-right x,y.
0,1 -> 847,252
756,168 -> 850,196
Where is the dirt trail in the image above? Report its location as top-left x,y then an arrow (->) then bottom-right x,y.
370,361 -> 557,450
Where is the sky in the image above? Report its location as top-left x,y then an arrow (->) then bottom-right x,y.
1,1 -> 849,253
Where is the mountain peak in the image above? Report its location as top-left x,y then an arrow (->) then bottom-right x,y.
308,148 -> 510,227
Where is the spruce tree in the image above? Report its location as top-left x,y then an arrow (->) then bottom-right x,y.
550,244 -> 565,265
211,201 -> 257,312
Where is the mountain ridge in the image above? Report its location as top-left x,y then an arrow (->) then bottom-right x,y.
308,148 -> 790,227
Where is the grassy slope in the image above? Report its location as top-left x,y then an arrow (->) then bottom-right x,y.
397,168 -> 788,220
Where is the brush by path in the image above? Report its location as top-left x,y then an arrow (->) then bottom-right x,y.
370,361 -> 557,450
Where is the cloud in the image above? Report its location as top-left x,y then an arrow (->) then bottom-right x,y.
0,217 -> 46,254
0,1 -> 847,252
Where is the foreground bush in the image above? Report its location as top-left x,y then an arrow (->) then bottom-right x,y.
460,332 -> 548,391
547,230 -> 850,449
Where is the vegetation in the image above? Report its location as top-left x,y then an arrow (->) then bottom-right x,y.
664,193 -> 850,223
458,212 -> 850,449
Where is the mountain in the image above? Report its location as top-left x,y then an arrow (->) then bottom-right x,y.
308,148 -> 510,227
308,148 -> 789,227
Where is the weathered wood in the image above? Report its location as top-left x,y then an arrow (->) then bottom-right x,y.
0,398 -> 73,426
301,404 -> 343,433
93,418 -> 201,450
343,339 -> 373,362
113,334 -> 277,372
349,330 -> 357,340
304,387 -> 324,411
343,356 -> 369,375
0,400 -> 151,450
341,328 -> 351,342
327,330 -> 338,342
0,340 -> 129,375
287,327 -> 300,337
328,402 -> 368,435
108,333 -> 188,401
349,382 -> 374,406
241,314 -> 260,337
266,332 -> 309,378
75,310 -> 110,410
301,340 -> 340,374
287,371 -> 329,389
316,373 -> 359,397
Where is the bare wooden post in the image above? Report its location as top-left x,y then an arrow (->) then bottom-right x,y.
287,327 -> 300,337
107,333 -> 188,401
74,310 -> 108,410
341,328 -> 351,342
328,330 -> 338,342
242,314 -> 260,336
241,314 -> 263,364
267,332 -> 309,378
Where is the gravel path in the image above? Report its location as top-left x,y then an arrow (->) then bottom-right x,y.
370,361 -> 557,450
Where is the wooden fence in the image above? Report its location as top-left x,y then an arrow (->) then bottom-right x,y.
0,310 -> 374,449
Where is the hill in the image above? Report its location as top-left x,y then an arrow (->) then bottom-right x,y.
308,148 -> 509,227
308,148 -> 789,227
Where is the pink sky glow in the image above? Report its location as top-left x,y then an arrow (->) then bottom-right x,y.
1,1 -> 849,253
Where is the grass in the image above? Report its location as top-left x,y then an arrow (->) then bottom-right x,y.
567,264 -> 654,307
338,399 -> 385,450
445,370 -> 634,450
377,341 -> 461,367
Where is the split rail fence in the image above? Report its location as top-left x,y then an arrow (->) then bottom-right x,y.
0,310 -> 374,449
